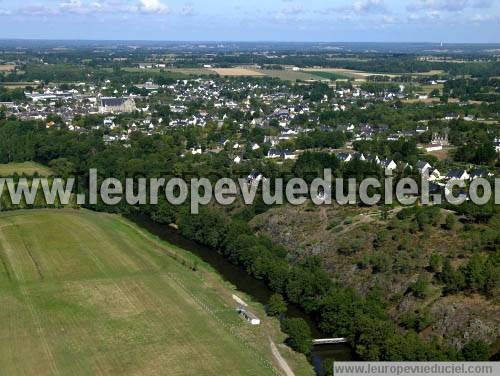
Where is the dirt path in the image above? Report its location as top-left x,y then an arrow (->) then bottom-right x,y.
269,338 -> 295,376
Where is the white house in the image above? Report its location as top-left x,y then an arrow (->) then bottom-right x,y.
337,152 -> 353,163
446,169 -> 470,181
381,159 -> 397,171
470,168 -> 493,180
267,149 -> 281,159
416,160 -> 432,174
247,171 -> 264,186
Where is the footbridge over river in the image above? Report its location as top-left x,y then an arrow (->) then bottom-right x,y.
313,338 -> 349,345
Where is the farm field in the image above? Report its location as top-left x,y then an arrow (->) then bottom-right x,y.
303,67 -> 398,79
122,67 -> 215,76
210,68 -> 265,77
303,68 -> 445,79
0,64 -> 16,72
306,71 -> 349,81
167,68 -> 216,76
0,82 -> 38,89
0,161 -> 54,177
0,209 -> 307,376
260,70 -> 327,81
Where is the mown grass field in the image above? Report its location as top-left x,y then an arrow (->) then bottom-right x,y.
210,68 -> 266,77
260,70 -> 327,81
0,209 -> 299,376
0,162 -> 54,177
303,68 -> 446,81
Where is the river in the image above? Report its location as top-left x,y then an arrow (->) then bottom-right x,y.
130,215 -> 354,374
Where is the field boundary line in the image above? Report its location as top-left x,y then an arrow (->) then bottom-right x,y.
167,272 -> 281,376
20,285 -> 60,375
13,223 -> 45,281
0,247 -> 13,282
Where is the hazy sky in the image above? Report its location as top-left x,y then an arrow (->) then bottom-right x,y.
0,0 -> 498,42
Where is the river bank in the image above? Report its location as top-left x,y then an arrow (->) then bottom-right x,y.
129,215 -> 354,374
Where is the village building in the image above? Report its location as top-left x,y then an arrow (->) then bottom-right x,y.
446,169 -> 470,181
99,97 -> 136,114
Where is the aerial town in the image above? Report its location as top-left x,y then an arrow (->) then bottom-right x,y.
2,60 -> 498,188
0,39 -> 499,376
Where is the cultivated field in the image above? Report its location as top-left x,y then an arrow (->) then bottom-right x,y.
0,82 -> 38,89
0,64 -> 16,72
0,209 -> 299,375
168,68 -> 216,76
303,68 -> 445,79
0,162 -> 54,177
260,70 -> 328,81
303,67 -> 397,79
122,67 -> 215,76
210,68 -> 266,77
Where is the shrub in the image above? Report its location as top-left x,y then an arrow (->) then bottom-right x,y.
462,340 -> 490,361
267,293 -> 287,317
444,213 -> 457,230
281,318 -> 312,355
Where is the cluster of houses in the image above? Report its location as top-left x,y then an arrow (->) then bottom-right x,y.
334,151 -> 494,185
3,74 -> 500,170
336,152 -> 399,171
415,161 -> 493,182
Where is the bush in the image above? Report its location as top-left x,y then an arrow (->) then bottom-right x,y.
370,253 -> 392,274
462,340 -> 490,361
429,253 -> 443,273
281,318 -> 312,355
400,309 -> 434,332
267,293 -> 287,317
409,275 -> 429,299
444,213 -> 457,230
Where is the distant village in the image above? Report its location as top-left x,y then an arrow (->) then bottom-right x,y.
1,74 -> 499,189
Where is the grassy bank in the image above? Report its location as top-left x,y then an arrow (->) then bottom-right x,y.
0,209 -> 313,375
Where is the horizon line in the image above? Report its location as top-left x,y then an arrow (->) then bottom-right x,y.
1,38 -> 500,45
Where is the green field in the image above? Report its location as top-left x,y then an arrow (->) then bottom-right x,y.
0,162 -> 53,177
0,209 -> 295,375
261,69 -> 328,81
307,71 -> 349,81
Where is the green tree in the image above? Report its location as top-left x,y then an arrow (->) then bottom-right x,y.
461,253 -> 487,293
282,318 -> 312,355
267,293 -> 287,317
429,253 -> 443,273
462,340 -> 490,361
409,275 -> 429,299
439,259 -> 465,294
49,158 -> 74,178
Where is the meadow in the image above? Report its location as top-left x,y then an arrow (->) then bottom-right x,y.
0,209 -> 308,375
260,70 -> 328,81
210,68 -> 266,77
0,161 -> 54,177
